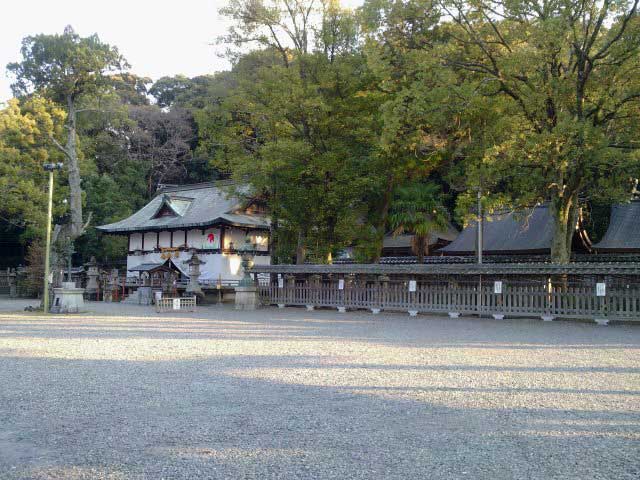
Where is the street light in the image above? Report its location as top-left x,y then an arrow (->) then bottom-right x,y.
42,162 -> 64,313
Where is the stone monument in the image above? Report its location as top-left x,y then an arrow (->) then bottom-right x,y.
50,242 -> 85,313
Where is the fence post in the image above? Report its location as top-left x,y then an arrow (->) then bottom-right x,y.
541,276 -> 554,321
284,274 -> 296,307
448,278 -> 460,318
336,275 -> 347,313
594,281 -> 609,325
373,274 -> 389,314
306,274 -> 320,311
408,279 -> 418,317
492,280 -> 505,320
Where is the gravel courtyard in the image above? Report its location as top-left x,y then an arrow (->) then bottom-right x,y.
0,301 -> 638,479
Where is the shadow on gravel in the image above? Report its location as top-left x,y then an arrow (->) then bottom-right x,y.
0,351 -> 638,480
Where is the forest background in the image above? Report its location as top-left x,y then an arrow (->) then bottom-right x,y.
1,0 -> 639,273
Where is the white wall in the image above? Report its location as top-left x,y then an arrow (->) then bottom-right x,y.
158,231 -> 171,248
143,232 -> 157,250
129,233 -> 142,251
172,230 -> 186,248
186,229 -> 204,248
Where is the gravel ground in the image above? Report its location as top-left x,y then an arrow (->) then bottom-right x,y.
0,301 -> 638,479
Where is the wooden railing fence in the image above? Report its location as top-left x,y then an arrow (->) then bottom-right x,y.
155,296 -> 197,313
258,280 -> 640,323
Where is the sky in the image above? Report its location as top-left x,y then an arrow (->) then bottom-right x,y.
0,0 -> 364,103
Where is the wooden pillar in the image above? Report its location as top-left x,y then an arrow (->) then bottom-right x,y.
220,227 -> 226,251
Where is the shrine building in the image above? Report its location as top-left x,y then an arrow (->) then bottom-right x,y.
97,181 -> 270,285
437,204 -> 592,257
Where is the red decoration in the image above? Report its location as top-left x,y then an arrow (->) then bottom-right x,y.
207,233 -> 215,243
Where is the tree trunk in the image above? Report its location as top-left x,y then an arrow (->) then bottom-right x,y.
414,235 -> 427,264
550,192 -> 578,264
65,97 -> 85,240
295,229 -> 307,265
269,217 -> 279,265
371,178 -> 394,263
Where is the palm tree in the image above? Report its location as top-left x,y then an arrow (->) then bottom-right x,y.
389,182 -> 449,263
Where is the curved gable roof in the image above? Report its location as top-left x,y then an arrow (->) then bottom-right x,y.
593,200 -> 640,252
97,182 -> 270,234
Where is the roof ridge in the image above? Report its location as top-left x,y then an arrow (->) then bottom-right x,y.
157,179 -> 236,193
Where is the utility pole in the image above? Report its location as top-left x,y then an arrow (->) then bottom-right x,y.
43,163 -> 64,313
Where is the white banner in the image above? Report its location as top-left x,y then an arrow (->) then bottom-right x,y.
338,279 -> 345,290
408,280 -> 417,292
596,283 -> 606,297
494,281 -> 503,294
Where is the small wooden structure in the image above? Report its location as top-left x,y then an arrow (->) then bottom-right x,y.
155,296 -> 197,313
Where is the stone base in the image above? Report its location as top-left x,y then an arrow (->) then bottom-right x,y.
408,310 -> 418,317
594,318 -> 609,326
277,304 -> 286,309
448,312 -> 460,318
50,282 -> 85,314
492,314 -> 505,320
138,287 -> 154,305
337,306 -> 346,313
371,308 -> 381,314
541,315 -> 554,322
234,286 -> 259,311
306,305 -> 315,311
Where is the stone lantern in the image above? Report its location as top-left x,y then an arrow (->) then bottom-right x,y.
85,256 -> 99,297
234,237 -> 259,310
238,237 -> 256,287
183,250 -> 206,297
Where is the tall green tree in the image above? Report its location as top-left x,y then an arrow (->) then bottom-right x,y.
8,25 -> 128,242
441,0 -> 640,262
217,0 -> 382,263
0,97 -> 67,237
389,181 -> 448,263
360,0 -> 458,259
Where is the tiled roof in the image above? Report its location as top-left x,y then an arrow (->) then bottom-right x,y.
593,200 -> 640,252
438,205 -> 558,255
383,223 -> 459,249
251,262 -> 640,276
97,182 -> 270,233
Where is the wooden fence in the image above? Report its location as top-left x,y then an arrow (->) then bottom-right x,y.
258,280 -> 640,324
155,296 -> 197,313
